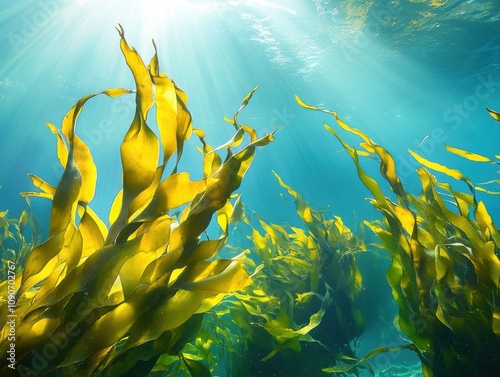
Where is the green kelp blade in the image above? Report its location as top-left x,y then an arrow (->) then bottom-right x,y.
208,127 -> 246,154
493,309 -> 500,335
182,354 -> 212,377
173,258 -> 249,293
261,288 -> 331,360
486,106 -> 500,121
322,345 -> 416,374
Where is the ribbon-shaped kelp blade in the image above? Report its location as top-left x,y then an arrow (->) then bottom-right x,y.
61,88 -> 132,205
486,106 -> 500,122
261,288 -> 332,362
18,89 -> 131,296
409,149 -> 476,196
445,144 -> 496,163
192,128 -> 222,177
149,40 -> 193,172
114,27 -> 159,225
224,85 -> 259,128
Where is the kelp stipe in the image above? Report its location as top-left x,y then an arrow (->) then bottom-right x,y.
296,96 -> 500,376
0,27 -> 275,377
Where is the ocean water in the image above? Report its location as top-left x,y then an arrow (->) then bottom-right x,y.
1,1 -> 500,376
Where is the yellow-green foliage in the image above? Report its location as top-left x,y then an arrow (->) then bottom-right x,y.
297,96 -> 500,376
0,204 -> 41,280
0,27 -> 274,377
214,174 -> 366,373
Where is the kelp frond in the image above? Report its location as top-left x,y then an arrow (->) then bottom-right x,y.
297,96 -> 500,376
0,29 -> 274,377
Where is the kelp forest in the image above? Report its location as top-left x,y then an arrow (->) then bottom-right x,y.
1,28 -> 499,377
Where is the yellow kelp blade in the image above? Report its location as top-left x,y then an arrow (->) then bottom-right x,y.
295,95 -> 374,147
486,106 -> 500,121
372,145 -> 407,199
295,94 -> 322,111
150,45 -> 193,170
117,25 -> 154,117
273,171 -> 313,225
116,28 -> 159,222
192,128 -> 222,177
25,174 -> 56,196
324,124 -> 395,216
493,309 -> 500,335
47,149 -> 82,238
409,149 -> 475,193
445,144 -> 494,163
224,85 -> 259,128
60,88 -> 131,205
46,122 -> 69,167
141,173 -> 207,218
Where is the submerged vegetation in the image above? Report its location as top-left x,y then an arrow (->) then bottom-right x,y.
2,26 -> 500,377
296,97 -> 500,376
221,173 -> 366,375
0,27 -> 275,376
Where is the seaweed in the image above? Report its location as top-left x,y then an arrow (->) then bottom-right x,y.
0,201 -> 41,281
194,175 -> 367,376
296,96 -> 500,376
0,27 -> 275,377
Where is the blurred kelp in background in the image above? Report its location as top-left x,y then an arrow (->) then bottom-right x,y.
297,97 -> 500,376
0,203 -> 41,281
0,27 -> 275,376
177,174 -> 367,376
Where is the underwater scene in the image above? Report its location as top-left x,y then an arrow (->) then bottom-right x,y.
1,0 -> 500,376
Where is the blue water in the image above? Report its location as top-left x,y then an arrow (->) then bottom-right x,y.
1,0 -> 500,375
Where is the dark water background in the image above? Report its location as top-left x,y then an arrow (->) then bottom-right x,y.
1,1 -> 500,375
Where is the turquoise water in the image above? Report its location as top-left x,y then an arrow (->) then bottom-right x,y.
1,1 -> 500,376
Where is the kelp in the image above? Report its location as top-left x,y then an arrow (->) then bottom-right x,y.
297,97 -> 500,376
0,27 -> 275,377
0,202 -> 41,281
206,175 -> 367,375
